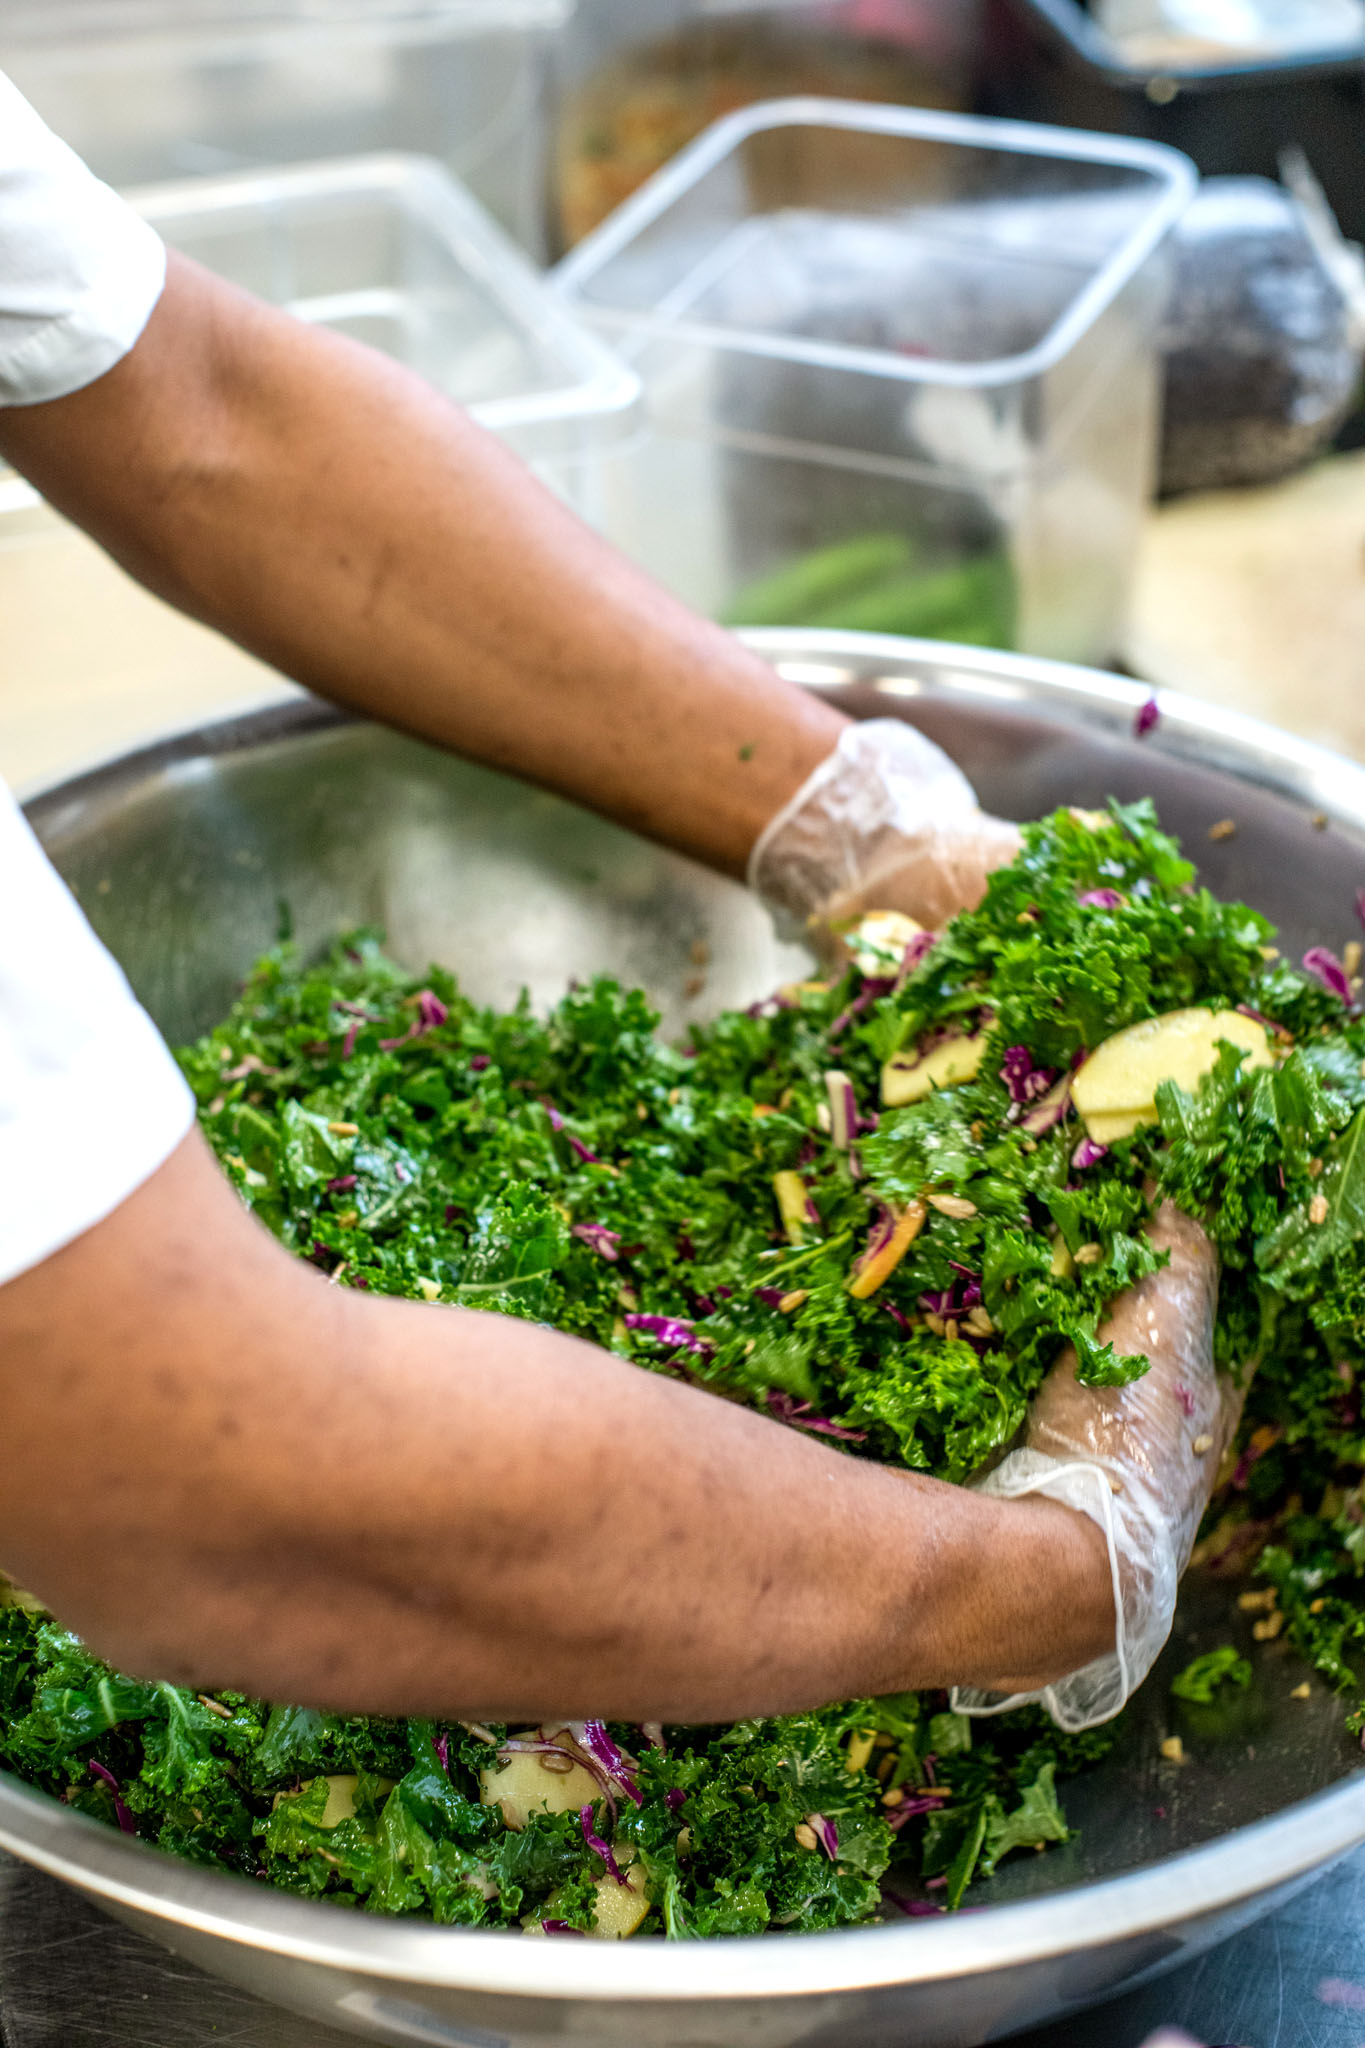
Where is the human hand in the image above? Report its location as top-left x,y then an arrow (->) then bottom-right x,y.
953,1201 -> 1246,1729
747,717 -> 1020,947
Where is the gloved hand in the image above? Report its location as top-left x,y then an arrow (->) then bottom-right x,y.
747,717 -> 1020,946
953,1202 -> 1248,1730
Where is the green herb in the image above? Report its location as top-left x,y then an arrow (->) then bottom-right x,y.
0,801 -> 1361,1935
1170,1647 -> 1253,1704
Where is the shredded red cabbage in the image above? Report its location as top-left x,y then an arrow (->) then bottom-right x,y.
434,1732 -> 450,1772
920,1267 -> 982,1317
1077,889 -> 1125,910
898,931 -> 937,982
326,1174 -> 358,1194
570,1722 -> 643,1808
766,1392 -> 867,1442
1000,1045 -> 1057,1108
882,1300 -> 913,1336
1174,1383 -> 1196,1417
886,1791 -> 950,1830
341,1021 -> 363,1060
567,1134 -> 605,1166
579,1805 -> 628,1884
379,991 -> 448,1052
541,1920 -> 587,1936
542,1099 -> 565,1131
1303,947 -> 1354,1007
88,1759 -> 136,1835
754,1285 -> 785,1309
664,1788 -> 686,1812
623,1313 -> 713,1356
469,1052 -> 491,1072
571,1222 -> 622,1262
1070,1138 -> 1108,1171
828,986 -> 882,1041
1134,696 -> 1160,738
807,1813 -> 839,1860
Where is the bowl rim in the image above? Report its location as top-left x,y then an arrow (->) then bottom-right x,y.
14,626 -> 1365,2003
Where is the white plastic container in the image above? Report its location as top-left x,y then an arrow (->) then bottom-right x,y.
555,98 -> 1196,663
0,0 -> 571,256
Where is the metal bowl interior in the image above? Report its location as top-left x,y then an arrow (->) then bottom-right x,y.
12,629 -> 1365,2048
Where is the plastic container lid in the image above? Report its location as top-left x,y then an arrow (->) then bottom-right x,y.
556,98 -> 1195,395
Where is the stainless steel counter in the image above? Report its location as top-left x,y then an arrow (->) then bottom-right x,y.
0,1847 -> 1362,2047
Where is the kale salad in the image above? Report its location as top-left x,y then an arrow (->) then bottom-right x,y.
1,799 -> 1364,1938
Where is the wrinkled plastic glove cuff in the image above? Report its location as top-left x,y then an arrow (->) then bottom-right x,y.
746,718 -> 978,942
950,1447 -> 1178,1733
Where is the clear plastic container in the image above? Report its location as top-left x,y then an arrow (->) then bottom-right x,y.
555,98 -> 1195,662
131,154 -> 638,507
0,154 -> 636,515
0,147 -> 639,786
0,0 -> 571,255
552,0 -> 980,250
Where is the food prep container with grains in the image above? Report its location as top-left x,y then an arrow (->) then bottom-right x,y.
552,0 -> 981,251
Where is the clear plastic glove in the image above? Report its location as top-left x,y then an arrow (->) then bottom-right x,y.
747,718 -> 1020,946
954,1202 -> 1247,1731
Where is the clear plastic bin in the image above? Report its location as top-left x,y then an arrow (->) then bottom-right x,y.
552,0 -> 980,250
0,0 -> 571,256
555,98 -> 1195,663
0,148 -> 639,786
1,153 -> 636,520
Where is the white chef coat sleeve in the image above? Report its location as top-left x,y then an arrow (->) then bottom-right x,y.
0,781 -> 194,1286
0,67 -> 166,407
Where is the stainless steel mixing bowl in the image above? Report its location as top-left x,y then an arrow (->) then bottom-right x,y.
12,630 -> 1365,2048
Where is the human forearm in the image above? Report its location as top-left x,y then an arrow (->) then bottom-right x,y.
0,1133 -> 1111,1719
0,254 -> 843,877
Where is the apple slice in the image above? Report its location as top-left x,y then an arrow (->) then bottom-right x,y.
588,1857 -> 651,1939
845,909 -> 924,980
1073,1008 -> 1272,1141
882,1030 -> 986,1108
480,1738 -> 600,1831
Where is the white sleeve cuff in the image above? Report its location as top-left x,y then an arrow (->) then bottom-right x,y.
0,996 -> 194,1286
0,784 -> 194,1285
0,68 -> 167,408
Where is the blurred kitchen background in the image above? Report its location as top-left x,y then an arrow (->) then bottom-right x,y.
3,0 -> 1365,789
